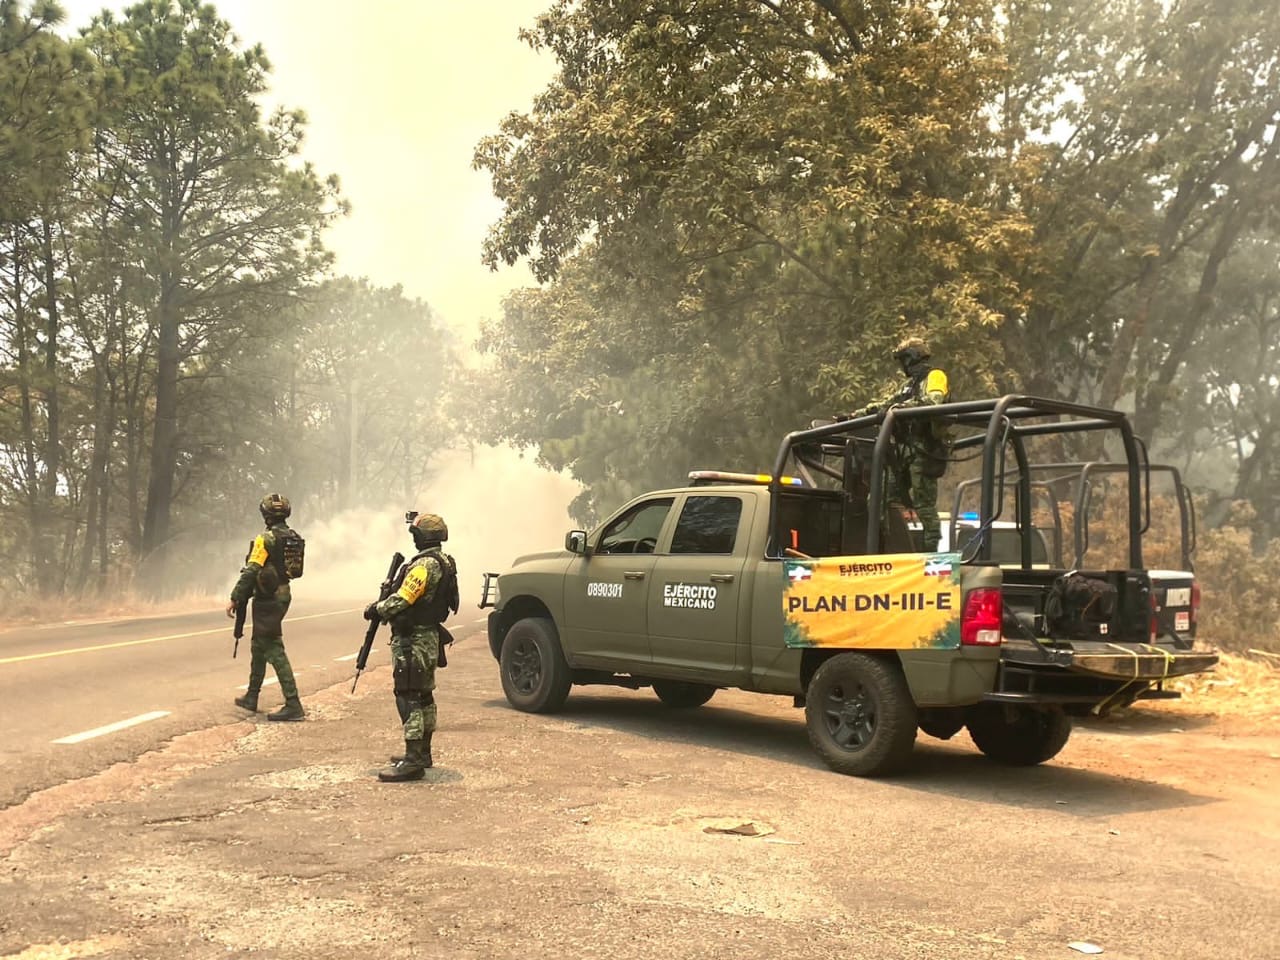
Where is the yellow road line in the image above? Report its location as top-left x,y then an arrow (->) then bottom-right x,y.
0,608 -> 361,666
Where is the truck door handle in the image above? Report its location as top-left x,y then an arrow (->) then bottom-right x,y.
709,574 -> 735,583
624,571 -> 646,580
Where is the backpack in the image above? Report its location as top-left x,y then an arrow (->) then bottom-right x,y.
1044,572 -> 1117,640
278,529 -> 306,580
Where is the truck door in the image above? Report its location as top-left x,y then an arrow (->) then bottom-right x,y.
648,493 -> 754,681
562,496 -> 674,667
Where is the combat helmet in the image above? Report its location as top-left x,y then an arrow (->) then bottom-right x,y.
892,335 -> 931,370
259,493 -> 291,523
407,511 -> 448,549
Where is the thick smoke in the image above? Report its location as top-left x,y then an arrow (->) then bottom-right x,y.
294,445 -> 583,607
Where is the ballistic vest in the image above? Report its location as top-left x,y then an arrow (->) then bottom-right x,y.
399,548 -> 459,629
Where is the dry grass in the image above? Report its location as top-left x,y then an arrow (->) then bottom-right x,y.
1132,651 -> 1280,734
0,587 -> 224,632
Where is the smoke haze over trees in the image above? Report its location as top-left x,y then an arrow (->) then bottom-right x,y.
2,0 -> 1279,641
0,0 -> 454,601
474,0 -> 1280,542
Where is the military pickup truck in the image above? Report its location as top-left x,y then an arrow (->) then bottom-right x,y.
482,396 -> 1218,777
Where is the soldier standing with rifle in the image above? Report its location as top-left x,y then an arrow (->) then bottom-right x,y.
226,493 -> 307,721
362,511 -> 459,782
850,336 -> 952,552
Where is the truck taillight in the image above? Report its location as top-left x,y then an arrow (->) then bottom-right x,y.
961,588 -> 1003,646
1191,581 -> 1201,624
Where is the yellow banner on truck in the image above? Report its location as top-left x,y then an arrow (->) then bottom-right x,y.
782,553 -> 962,650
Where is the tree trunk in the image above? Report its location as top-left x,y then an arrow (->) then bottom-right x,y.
98,441 -> 113,592
141,286 -> 180,583
1133,202 -> 1247,442
124,403 -> 144,560
1234,419 -> 1280,546
11,234 -> 52,593
79,363 -> 113,592
41,219 -> 64,592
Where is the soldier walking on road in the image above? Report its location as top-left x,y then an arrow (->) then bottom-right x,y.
852,336 -> 952,552
226,494 -> 307,721
364,511 -> 459,782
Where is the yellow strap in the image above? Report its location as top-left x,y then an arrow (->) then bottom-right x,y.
1091,642 -> 1175,716
1140,642 -> 1175,683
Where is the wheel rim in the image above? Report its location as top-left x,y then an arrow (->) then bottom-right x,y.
822,680 -> 876,750
507,637 -> 543,695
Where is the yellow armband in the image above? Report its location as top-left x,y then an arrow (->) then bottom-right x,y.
397,565 -> 429,604
247,535 -> 268,567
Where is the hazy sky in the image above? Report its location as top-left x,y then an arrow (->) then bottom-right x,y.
55,1 -> 586,543
59,0 -> 557,344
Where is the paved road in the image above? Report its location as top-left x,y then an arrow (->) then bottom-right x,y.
0,603 -> 492,809
0,643 -> 1277,960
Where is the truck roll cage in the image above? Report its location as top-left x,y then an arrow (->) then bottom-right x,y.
768,395 -> 1146,567
952,461 -> 1196,572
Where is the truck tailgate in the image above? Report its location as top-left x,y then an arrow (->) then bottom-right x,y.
1002,637 -> 1218,680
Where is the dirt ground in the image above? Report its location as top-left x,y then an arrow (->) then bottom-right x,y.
1,651 -> 1278,960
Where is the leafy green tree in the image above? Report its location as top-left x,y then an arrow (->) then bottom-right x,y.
998,0 -> 1280,440
0,0 -> 94,593
475,0 -> 1028,520
81,0 -> 344,576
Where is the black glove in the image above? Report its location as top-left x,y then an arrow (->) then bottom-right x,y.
363,602 -> 380,622
833,412 -> 852,422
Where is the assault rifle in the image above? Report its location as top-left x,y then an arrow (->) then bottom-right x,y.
352,550 -> 406,692
232,596 -> 247,658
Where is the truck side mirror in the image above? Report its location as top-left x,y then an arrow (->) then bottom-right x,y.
565,530 -> 589,555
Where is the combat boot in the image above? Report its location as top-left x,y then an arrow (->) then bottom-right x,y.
389,733 -> 434,768
267,698 -> 305,722
378,741 -> 426,782
234,692 -> 259,712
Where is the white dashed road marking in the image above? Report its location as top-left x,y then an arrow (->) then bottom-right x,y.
334,653 -> 358,662
53,711 -> 171,745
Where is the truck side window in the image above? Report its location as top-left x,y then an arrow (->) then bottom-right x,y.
777,495 -> 842,556
670,496 -> 743,555
597,498 -> 674,555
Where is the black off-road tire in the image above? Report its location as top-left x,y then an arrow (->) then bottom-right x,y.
804,653 -> 918,777
499,617 -> 572,714
652,680 -> 716,709
966,703 -> 1072,766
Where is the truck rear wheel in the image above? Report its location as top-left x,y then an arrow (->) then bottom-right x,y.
652,680 -> 716,709
966,703 -> 1072,766
500,617 -> 572,714
804,653 -> 918,777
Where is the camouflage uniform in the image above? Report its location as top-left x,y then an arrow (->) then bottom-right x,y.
855,337 -> 952,552
230,495 -> 304,721
371,512 -> 458,782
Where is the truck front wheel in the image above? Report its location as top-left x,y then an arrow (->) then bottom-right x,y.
804,653 -> 918,777
499,617 -> 572,714
966,703 -> 1072,766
